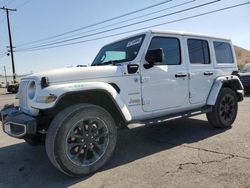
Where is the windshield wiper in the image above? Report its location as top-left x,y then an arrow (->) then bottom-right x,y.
95,60 -> 121,66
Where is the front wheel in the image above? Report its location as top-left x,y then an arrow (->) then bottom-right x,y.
206,88 -> 238,128
45,104 -> 117,177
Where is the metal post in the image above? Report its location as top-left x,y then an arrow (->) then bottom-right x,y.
3,66 -> 7,85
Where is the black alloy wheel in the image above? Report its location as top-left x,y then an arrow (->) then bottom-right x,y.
65,118 -> 109,166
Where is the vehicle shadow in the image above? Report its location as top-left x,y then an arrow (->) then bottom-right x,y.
0,92 -> 15,96
0,117 -> 230,187
244,93 -> 250,97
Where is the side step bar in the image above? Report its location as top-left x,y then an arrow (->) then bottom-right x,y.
127,106 -> 212,129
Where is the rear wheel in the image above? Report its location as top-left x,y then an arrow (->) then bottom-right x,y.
206,88 -> 238,128
45,104 -> 117,177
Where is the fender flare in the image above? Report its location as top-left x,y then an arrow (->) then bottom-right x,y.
31,82 -> 132,121
206,75 -> 244,106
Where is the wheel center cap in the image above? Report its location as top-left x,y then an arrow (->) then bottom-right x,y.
83,133 -> 94,148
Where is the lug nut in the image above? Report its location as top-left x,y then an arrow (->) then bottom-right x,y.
74,146 -> 79,152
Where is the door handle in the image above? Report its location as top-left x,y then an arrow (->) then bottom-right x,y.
204,71 -> 213,76
175,73 -> 188,78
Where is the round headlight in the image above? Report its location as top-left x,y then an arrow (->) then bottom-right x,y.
28,81 -> 36,100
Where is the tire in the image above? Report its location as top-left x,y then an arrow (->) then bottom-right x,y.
45,104 -> 117,177
206,87 -> 238,128
24,134 -> 45,146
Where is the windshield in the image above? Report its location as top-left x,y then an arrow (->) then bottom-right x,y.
241,64 -> 250,73
92,34 -> 145,66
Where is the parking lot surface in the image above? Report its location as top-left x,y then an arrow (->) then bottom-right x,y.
0,88 -> 250,188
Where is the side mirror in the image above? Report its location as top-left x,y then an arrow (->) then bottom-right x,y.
144,48 -> 163,69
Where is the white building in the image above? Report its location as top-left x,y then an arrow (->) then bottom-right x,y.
0,74 -> 28,88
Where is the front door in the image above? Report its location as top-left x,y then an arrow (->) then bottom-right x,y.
141,35 -> 189,112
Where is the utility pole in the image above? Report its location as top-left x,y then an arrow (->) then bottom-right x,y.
3,66 -> 7,85
0,7 -> 17,83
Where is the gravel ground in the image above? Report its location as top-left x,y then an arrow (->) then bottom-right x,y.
0,88 -> 250,188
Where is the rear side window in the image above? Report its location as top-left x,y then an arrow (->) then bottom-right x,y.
213,41 -> 234,64
187,39 -> 210,64
148,37 -> 181,65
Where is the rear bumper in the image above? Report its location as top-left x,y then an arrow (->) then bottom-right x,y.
237,89 -> 244,102
0,105 -> 37,139
242,83 -> 250,92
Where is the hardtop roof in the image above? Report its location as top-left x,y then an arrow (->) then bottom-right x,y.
103,29 -> 231,47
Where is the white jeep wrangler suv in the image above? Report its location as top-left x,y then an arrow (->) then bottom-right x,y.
0,30 -> 244,177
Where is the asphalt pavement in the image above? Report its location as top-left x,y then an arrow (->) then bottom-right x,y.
0,88 -> 250,188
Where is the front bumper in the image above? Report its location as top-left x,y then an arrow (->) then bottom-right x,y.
0,105 -> 37,139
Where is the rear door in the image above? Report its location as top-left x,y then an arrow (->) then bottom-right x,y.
184,37 -> 216,104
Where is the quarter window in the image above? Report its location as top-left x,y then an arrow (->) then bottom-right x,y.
213,41 -> 234,63
188,39 -> 210,64
148,37 -> 181,65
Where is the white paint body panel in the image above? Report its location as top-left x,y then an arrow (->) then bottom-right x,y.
207,75 -> 244,105
17,30 -> 242,123
140,33 -> 189,112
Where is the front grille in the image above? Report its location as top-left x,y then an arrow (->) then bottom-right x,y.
18,80 -> 29,110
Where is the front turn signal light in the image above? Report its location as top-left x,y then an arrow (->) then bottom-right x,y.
36,94 -> 57,103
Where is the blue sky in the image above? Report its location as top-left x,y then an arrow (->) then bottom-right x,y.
0,0 -> 249,75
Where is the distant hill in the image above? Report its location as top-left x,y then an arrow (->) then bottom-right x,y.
234,46 -> 250,70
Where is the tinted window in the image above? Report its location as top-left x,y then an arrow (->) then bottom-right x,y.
188,39 -> 210,64
148,37 -> 181,65
213,41 -> 234,63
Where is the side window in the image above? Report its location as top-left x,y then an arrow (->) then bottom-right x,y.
213,41 -> 234,64
148,37 -> 181,65
187,39 -> 210,64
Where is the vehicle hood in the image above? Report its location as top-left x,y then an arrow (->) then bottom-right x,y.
239,72 -> 250,77
25,66 -> 124,84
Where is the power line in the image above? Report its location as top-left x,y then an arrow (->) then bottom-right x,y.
16,2 -> 250,52
15,0 -> 32,9
25,0 -> 196,47
4,0 -> 17,6
0,0 -> 9,6
16,0 -> 173,47
17,0 -> 221,51
0,52 -> 6,55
